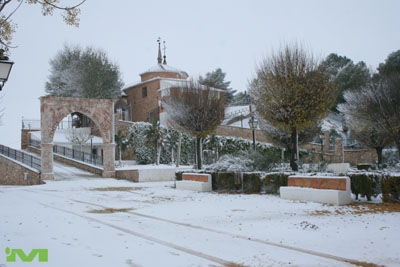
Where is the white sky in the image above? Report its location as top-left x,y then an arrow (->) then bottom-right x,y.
1,0 -> 399,148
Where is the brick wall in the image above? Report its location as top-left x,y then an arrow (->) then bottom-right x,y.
0,154 -> 41,185
125,79 -> 161,122
140,71 -> 186,82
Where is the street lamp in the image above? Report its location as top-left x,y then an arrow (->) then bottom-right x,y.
0,50 -> 14,91
248,115 -> 258,152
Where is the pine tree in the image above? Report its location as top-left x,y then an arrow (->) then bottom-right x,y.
46,45 -> 123,99
199,68 -> 236,105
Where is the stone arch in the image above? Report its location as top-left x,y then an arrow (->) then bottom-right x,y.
40,96 -> 115,179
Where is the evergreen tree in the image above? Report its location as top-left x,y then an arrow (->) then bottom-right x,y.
45,45 -> 123,99
320,53 -> 370,109
231,90 -> 251,105
199,68 -> 236,105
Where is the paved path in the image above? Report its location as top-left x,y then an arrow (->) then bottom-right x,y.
0,162 -> 383,266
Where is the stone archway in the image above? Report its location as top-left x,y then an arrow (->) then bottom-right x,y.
40,96 -> 115,179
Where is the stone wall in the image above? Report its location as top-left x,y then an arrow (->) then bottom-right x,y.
0,154 -> 41,185
216,125 -> 272,143
115,169 -> 139,182
301,138 -> 377,166
21,129 -> 40,150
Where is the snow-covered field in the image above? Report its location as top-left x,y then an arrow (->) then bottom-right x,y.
1,162 -> 399,267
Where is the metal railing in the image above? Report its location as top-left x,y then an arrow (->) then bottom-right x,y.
224,107 -> 250,120
53,144 -> 103,167
29,137 -> 103,167
0,144 -> 41,172
22,118 -> 73,130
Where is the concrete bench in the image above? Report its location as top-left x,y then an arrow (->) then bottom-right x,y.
280,175 -> 351,205
176,173 -> 212,192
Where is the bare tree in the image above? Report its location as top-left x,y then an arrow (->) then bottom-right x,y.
339,77 -> 398,159
0,0 -> 86,51
349,118 -> 392,167
162,79 -> 225,169
250,43 -> 336,171
66,128 -> 91,152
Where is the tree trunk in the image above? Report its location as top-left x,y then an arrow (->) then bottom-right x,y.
196,136 -> 202,169
290,129 -> 299,171
395,135 -> 400,159
376,147 -> 383,168
157,144 -> 161,165
119,146 -> 122,165
155,141 -> 159,165
176,133 -> 182,167
215,144 -> 219,163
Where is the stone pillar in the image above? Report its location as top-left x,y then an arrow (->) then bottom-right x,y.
41,143 -> 54,180
102,143 -> 116,178
21,130 -> 30,150
335,138 -> 344,163
324,131 -> 330,153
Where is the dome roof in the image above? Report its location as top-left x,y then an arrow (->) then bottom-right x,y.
140,63 -> 188,76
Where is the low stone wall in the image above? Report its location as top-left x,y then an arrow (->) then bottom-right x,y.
53,154 -> 103,176
115,169 -> 139,182
27,146 -> 103,177
0,154 -> 41,185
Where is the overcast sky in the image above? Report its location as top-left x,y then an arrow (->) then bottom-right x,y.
1,0 -> 399,148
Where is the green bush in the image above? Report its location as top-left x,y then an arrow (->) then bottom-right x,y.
242,172 -> 262,193
349,173 -> 381,201
382,176 -> 400,203
261,173 -> 289,194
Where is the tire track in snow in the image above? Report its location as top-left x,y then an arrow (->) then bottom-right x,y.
38,202 -> 234,266
24,189 -> 380,267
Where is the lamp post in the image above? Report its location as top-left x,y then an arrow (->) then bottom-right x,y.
248,115 -> 258,152
0,50 -> 14,91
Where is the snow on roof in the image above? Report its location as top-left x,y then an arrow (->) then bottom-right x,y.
158,79 -> 225,93
140,64 -> 188,76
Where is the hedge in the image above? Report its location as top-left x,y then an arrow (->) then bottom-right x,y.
382,176 -> 400,203
176,170 -> 400,203
348,173 -> 381,201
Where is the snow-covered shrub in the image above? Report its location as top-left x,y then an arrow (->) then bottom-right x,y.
205,154 -> 253,172
381,175 -> 400,203
128,122 -> 281,167
129,122 -> 154,164
383,148 -> 400,167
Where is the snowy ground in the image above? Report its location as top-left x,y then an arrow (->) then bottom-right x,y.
1,162 -> 400,266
